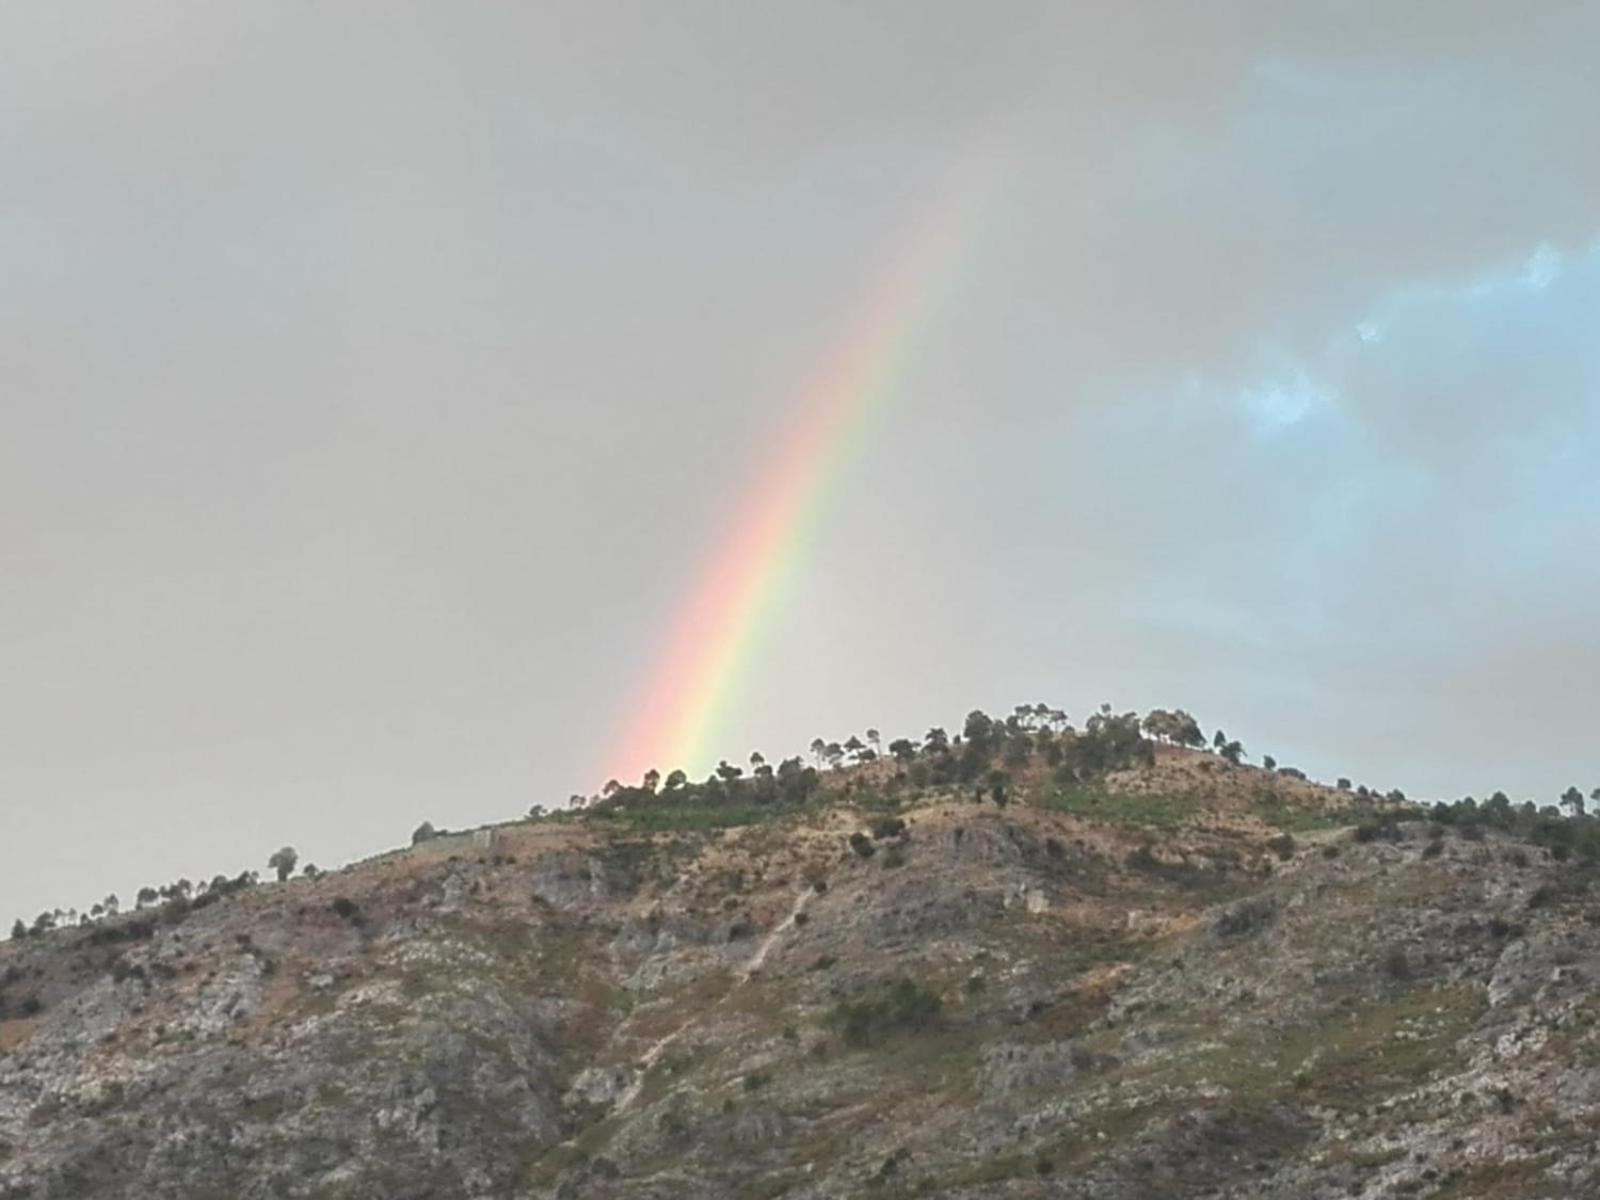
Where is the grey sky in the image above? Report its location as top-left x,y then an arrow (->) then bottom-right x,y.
4,2 -> 1598,924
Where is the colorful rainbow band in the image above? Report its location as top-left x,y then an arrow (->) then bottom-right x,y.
605,157 -> 1001,785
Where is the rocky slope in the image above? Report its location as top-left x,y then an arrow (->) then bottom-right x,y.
3,743 -> 1599,1199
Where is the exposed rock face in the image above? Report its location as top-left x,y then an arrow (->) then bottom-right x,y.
3,751 -> 1600,1198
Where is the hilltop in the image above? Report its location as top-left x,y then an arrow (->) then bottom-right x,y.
3,706 -> 1600,1198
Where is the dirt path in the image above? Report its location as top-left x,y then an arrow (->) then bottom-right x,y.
611,886 -> 813,1115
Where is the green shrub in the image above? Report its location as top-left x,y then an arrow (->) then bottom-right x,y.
1125,845 -> 1160,871
1353,816 -> 1404,844
1212,897 -> 1275,939
827,978 -> 942,1048
1382,946 -> 1411,982
871,816 -> 907,840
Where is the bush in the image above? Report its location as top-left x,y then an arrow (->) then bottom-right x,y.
1125,845 -> 1160,871
330,897 -> 360,923
411,821 -> 438,845
1353,816 -> 1404,844
1266,833 -> 1296,862
848,832 -> 876,859
871,816 -> 907,840
1212,897 -> 1275,939
1526,884 -> 1559,911
828,977 -> 942,1048
86,917 -> 155,946
1382,946 -> 1412,982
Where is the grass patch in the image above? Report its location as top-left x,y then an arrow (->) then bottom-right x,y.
1429,1158 -> 1549,1199
1037,787 -> 1194,829
1150,983 -> 1486,1114
1251,790 -> 1354,834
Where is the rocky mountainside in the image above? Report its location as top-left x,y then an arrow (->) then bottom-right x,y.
3,717 -> 1600,1199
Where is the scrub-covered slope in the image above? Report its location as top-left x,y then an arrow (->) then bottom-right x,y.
3,708 -> 1598,1199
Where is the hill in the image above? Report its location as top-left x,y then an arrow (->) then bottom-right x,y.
3,707 -> 1599,1198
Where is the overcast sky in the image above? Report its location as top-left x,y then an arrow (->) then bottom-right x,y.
4,2 -> 1599,924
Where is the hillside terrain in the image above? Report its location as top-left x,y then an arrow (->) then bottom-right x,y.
3,708 -> 1600,1198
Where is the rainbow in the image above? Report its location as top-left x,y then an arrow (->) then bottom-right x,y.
606,160 -> 1000,786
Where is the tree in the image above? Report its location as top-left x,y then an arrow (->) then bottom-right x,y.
715,759 -> 744,783
888,738 -> 917,763
866,729 -> 882,758
1219,740 -> 1245,765
411,821 -> 438,845
962,711 -> 996,754
988,770 -> 1010,808
809,738 -> 828,766
1143,708 -> 1204,748
9,919 -> 24,941
1143,709 -> 1182,744
663,769 -> 688,792
1561,786 -> 1586,818
1262,755 -> 1277,771
268,846 -> 299,882
1175,712 -> 1205,748
602,779 -> 622,798
844,735 -> 866,760
923,727 -> 950,755
749,751 -> 765,771
1213,729 -> 1227,752
642,768 -> 661,793
103,894 -> 120,916
824,742 -> 845,769
136,887 -> 158,908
